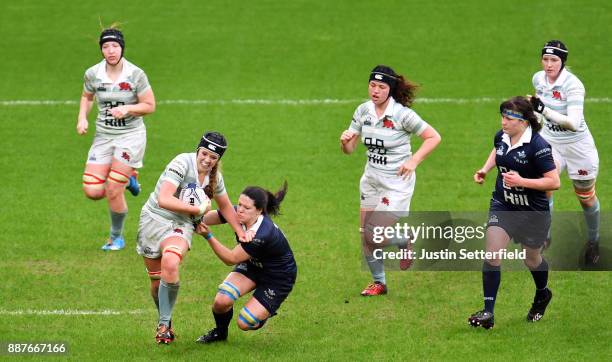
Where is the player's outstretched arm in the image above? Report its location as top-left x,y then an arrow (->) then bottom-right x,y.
215,193 -> 248,241
196,223 -> 251,265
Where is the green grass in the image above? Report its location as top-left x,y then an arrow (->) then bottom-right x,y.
1,0 -> 611,360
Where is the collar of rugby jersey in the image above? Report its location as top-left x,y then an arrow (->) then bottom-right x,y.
191,153 -> 210,188
367,96 -> 397,122
502,125 -> 532,153
545,67 -> 569,88
242,214 -> 264,234
95,58 -> 134,85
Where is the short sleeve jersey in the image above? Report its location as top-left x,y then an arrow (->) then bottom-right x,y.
348,97 -> 428,176
532,68 -> 590,143
83,58 -> 151,136
492,128 -> 556,211
144,153 -> 226,223
237,215 -> 297,275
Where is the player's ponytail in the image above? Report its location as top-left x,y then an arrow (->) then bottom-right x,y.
393,74 -> 419,107
204,162 -> 221,199
242,181 -> 288,217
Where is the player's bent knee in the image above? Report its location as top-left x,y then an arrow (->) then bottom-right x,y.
573,179 -> 596,202
237,306 -> 265,331
82,173 -> 106,199
213,295 -> 234,312
217,281 -> 240,302
147,268 -> 162,281
161,246 -> 183,272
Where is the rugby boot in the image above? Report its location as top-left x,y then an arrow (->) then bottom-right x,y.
196,328 -> 227,344
360,282 -> 387,296
527,288 -> 552,322
468,310 -> 494,329
126,171 -> 141,196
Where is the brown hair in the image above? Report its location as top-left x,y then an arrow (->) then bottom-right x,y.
499,96 -> 542,132
242,181 -> 288,217
370,65 -> 419,107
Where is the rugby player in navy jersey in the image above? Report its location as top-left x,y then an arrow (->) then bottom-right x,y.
194,182 -> 297,343
469,96 -> 560,329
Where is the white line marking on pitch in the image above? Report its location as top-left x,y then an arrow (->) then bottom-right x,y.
0,309 -> 147,316
1,98 -> 611,106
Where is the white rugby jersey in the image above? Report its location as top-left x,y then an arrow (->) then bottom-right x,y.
533,68 -> 591,143
348,97 -> 428,176
145,153 -> 226,223
83,59 -> 151,136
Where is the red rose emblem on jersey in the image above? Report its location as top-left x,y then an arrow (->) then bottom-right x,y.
381,197 -> 390,206
118,82 -> 132,91
173,228 -> 184,234
121,152 -> 131,161
578,169 -> 588,176
552,90 -> 562,100
383,118 -> 394,129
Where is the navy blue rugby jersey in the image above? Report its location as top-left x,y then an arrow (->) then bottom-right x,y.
491,128 -> 556,211
237,215 -> 297,275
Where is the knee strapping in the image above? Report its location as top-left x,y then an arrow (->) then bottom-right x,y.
108,169 -> 130,184
217,281 -> 240,301
238,307 -> 263,329
147,268 -> 161,280
574,179 -> 596,201
162,246 -> 183,262
83,172 -> 106,190
575,188 -> 596,201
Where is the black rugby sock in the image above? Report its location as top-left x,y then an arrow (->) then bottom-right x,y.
482,261 -> 501,313
213,308 -> 233,335
530,259 -> 549,298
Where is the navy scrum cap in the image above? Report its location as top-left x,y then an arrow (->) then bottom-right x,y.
198,131 -> 228,158
99,28 -> 125,49
541,40 -> 568,63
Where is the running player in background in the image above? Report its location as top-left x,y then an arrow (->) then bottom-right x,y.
529,40 -> 601,265
340,65 -> 441,296
195,182 -> 297,344
76,25 -> 155,250
469,96 -> 559,329
136,132 -> 247,344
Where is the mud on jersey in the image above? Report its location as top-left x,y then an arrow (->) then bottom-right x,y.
83,59 -> 151,136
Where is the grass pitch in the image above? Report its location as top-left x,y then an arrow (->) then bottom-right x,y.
1,0 -> 610,360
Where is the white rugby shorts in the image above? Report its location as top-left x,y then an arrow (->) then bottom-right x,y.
359,167 -> 415,217
136,208 -> 194,259
549,135 -> 599,180
86,130 -> 146,168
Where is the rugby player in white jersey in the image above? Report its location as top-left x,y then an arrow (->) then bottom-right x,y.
136,132 -> 248,344
529,40 -> 601,265
340,65 -> 441,296
76,27 -> 156,251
